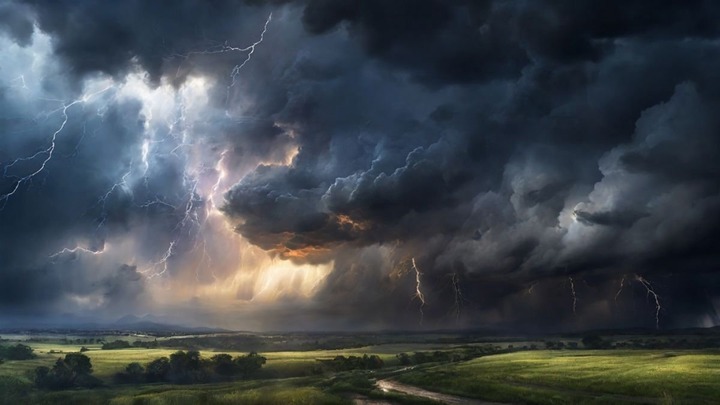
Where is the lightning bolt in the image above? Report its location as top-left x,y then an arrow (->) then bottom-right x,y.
138,196 -> 177,210
227,13 -> 272,90
10,75 -> 28,90
49,244 -> 106,261
568,276 -> 577,315
95,160 -> 134,230
171,13 -> 272,104
615,275 -> 626,301
190,150 -> 231,281
411,258 -> 427,324
207,149 -> 228,216
450,272 -> 463,321
4,13 -> 273,286
1,85 -> 114,209
527,282 -> 537,295
177,174 -> 200,234
141,241 -> 176,279
161,13 -> 272,280
635,274 -> 661,329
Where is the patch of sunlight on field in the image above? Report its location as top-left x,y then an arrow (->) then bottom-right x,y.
212,386 -> 345,405
5,343 -> 401,382
398,350 -> 720,405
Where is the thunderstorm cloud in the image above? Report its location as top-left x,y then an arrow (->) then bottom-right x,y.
1,0 -> 720,331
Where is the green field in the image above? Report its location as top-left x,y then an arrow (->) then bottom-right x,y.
3,337 -> 720,404
0,341 -> 431,405
0,375 -> 347,405
397,350 -> 720,404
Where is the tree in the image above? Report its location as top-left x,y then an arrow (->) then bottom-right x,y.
581,335 -> 606,349
170,350 -> 201,371
145,357 -> 170,382
34,353 -> 99,390
64,353 -> 92,376
115,362 -> 145,384
211,353 -> 236,376
233,352 -> 266,378
167,350 -> 204,384
102,340 -> 131,350
0,344 -> 35,360
363,354 -> 384,369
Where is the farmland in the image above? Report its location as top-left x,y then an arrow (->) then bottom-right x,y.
1,332 -> 719,404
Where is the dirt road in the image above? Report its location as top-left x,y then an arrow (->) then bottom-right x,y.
376,379 -> 508,405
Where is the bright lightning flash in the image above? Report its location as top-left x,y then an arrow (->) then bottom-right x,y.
635,274 -> 662,329
411,258 -> 427,324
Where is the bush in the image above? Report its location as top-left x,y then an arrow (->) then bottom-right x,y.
145,357 -> 170,382
317,355 -> 384,372
114,362 -> 146,384
582,335 -> 607,349
0,344 -> 35,360
34,353 -> 101,390
101,340 -> 131,350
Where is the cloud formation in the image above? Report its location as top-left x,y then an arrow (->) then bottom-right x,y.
1,0 -> 720,331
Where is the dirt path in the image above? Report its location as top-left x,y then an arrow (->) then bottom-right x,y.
376,379 -> 508,405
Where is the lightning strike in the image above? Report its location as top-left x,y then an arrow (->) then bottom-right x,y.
1,85 -> 114,209
568,276 -> 577,315
450,272 -> 464,321
635,274 -> 661,329
10,75 -> 28,90
171,13 -> 272,104
615,275 -> 626,301
94,160 -> 134,231
527,282 -> 537,295
207,149 -> 229,216
49,245 -> 106,261
138,196 -> 177,210
142,241 -> 176,279
227,13 -> 272,89
411,258 -> 427,324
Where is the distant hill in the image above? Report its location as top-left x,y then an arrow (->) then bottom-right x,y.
0,313 -> 228,335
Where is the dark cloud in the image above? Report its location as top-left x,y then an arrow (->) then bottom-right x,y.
1,0 -> 720,331
302,0 -> 528,85
3,0 -> 301,90
0,2 -> 34,46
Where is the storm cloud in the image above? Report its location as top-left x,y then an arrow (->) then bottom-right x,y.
1,0 -> 720,331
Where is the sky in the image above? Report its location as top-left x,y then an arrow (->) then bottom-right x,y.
1,0 -> 720,332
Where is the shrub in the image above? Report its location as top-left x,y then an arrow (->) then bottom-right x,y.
0,344 -> 35,360
101,340 -> 131,350
34,353 -> 100,390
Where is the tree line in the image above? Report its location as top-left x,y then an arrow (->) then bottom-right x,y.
115,350 -> 267,384
316,354 -> 384,372
0,343 -> 35,361
32,350 -> 266,390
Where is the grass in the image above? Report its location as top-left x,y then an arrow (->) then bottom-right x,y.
0,343 -> 404,404
1,377 -> 349,405
397,349 -> 720,404
0,344 -> 397,381
5,340 -> 720,404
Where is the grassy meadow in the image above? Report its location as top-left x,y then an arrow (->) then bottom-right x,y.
2,335 -> 720,404
397,350 -> 720,404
